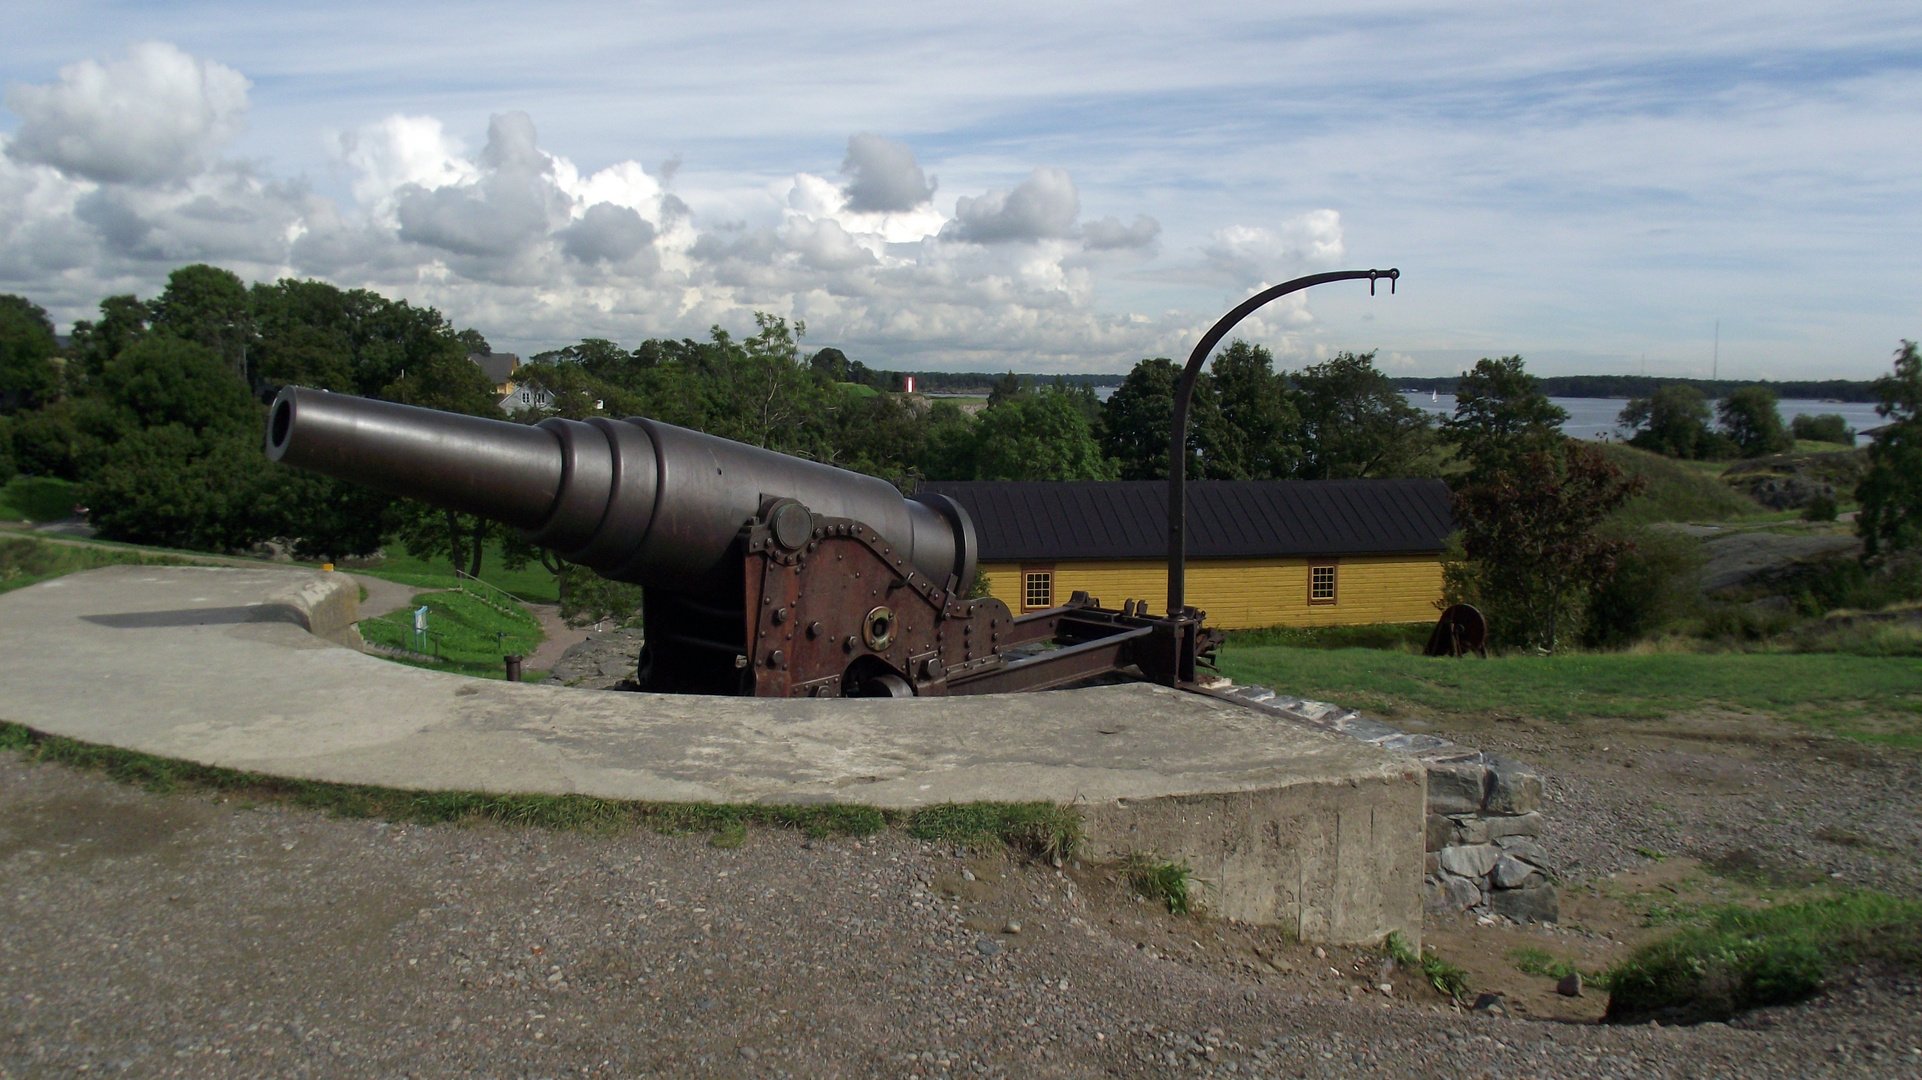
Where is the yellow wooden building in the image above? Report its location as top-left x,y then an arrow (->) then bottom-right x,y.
922,479 -> 1453,630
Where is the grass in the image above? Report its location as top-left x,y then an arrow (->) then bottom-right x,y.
1603,892 -> 1922,1024
0,535 -> 195,596
360,588 -> 544,678
0,475 -> 79,523
1509,945 -> 1610,990
1221,622 -> 1433,652
1122,852 -> 1198,915
1216,645 -> 1922,747
0,719 -> 1084,855
902,802 -> 1083,860
350,539 -> 560,604
1384,931 -> 1471,999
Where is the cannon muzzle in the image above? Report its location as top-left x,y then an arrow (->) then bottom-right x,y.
265,387 -> 975,594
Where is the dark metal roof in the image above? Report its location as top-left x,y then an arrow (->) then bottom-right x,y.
920,479 -> 1455,562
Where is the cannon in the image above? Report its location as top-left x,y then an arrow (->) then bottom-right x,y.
265,387 -> 1218,696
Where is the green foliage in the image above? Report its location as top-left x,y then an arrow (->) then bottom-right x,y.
1449,442 -> 1646,651
902,803 -> 1083,860
1802,492 -> 1839,522
1122,852 -> 1197,915
0,475 -> 77,522
359,588 -> 543,678
969,390 -> 1117,481
78,336 -> 280,550
1583,524 -> 1704,648
1442,355 -> 1568,482
1209,341 -> 1299,479
1622,384 -> 1735,460
1603,893 -> 1922,1024
1718,385 -> 1794,458
1289,351 -> 1437,479
1856,341 -> 1922,560
150,264 -> 254,379
0,535 -> 190,595
555,563 -> 646,627
0,294 -> 62,414
1214,645 -> 1922,746
1386,932 -> 1472,998
1100,357 -> 1230,480
1790,413 -> 1855,446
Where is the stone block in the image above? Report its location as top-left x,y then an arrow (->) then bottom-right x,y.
1484,754 -> 1542,815
1424,757 -> 1488,815
1491,855 -> 1537,889
1451,814 -> 1491,845
1424,853 -> 1442,875
1426,814 -> 1454,852
1423,875 -> 1482,915
1437,843 -> 1500,878
1495,837 -> 1551,866
1483,811 -> 1544,840
1489,883 -> 1559,924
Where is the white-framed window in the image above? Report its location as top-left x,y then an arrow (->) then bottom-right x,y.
520,391 -> 530,403
1022,569 -> 1053,610
1310,564 -> 1337,604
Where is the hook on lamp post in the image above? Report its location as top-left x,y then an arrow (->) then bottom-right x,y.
1166,268 -> 1399,617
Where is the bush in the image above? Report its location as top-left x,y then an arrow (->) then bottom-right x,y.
1584,525 -> 1703,647
1803,493 -> 1839,522
1791,413 -> 1855,446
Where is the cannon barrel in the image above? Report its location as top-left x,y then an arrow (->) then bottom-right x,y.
265,387 -> 976,594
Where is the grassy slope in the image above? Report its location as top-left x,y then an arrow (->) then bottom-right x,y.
353,539 -> 560,604
1593,443 -> 1760,525
360,588 -> 543,679
1215,646 -> 1922,746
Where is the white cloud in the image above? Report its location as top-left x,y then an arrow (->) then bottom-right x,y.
1203,211 -> 1345,287
1082,214 -> 1160,252
942,166 -> 1080,244
840,133 -> 935,213
4,42 -> 249,185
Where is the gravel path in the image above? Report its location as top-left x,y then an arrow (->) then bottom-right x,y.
3,736 -> 1919,1079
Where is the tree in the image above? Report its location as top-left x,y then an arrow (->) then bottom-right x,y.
1099,357 -> 1230,480
78,336 -> 277,549
1790,414 -> 1855,445
1209,340 -> 1298,479
150,265 -> 255,382
1620,385 -> 1722,458
0,295 -> 62,414
969,390 -> 1118,482
1856,340 -> 1922,560
808,346 -> 851,383
1448,442 -> 1646,651
68,295 -> 150,382
986,371 -> 1026,407
1287,351 -> 1436,479
1441,355 -> 1567,481
1718,385 -> 1792,457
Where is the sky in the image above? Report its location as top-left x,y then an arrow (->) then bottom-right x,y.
2,1 -> 1918,378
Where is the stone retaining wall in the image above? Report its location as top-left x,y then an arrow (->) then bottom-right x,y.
1220,686 -> 1558,924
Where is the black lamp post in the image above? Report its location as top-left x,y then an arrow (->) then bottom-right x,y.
1165,268 -> 1399,616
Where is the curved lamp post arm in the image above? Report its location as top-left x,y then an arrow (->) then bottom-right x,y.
1166,267 -> 1398,616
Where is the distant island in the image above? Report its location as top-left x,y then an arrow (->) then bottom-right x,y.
1390,375 -> 1880,402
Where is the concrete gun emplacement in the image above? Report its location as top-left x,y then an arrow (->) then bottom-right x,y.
265,387 -> 1218,696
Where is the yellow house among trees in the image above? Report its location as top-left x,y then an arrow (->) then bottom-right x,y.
922,480 -> 1454,630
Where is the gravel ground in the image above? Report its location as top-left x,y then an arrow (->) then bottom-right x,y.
4,720 -> 1920,1080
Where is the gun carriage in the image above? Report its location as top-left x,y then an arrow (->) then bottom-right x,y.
265,387 -> 1218,697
